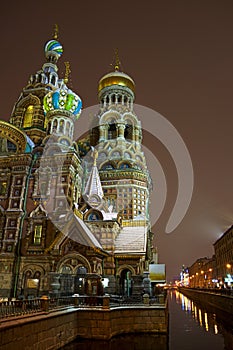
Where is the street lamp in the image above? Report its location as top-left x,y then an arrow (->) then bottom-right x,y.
195,272 -> 199,288
208,268 -> 213,288
200,270 -> 204,288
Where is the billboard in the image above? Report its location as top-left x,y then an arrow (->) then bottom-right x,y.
149,264 -> 166,282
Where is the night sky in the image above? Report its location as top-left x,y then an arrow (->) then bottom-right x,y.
1,0 -> 232,281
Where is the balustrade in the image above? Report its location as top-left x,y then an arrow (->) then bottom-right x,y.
0,293 -> 167,319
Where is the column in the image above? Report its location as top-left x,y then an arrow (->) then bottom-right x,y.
117,124 -> 125,139
99,125 -> 107,142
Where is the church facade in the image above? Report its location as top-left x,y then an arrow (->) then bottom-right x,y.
0,32 -> 155,299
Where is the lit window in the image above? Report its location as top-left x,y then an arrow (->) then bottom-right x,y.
34,225 -> 42,245
23,105 -> 34,128
0,181 -> 7,195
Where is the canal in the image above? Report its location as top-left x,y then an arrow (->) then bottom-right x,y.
61,289 -> 233,350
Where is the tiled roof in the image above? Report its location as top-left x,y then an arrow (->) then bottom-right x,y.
114,225 -> 147,254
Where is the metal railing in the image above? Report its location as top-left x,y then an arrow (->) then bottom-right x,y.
0,293 -> 167,319
109,294 -> 167,306
0,298 -> 42,318
180,287 -> 233,297
0,295 -> 106,319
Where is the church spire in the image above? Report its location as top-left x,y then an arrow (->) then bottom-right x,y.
53,23 -> 59,40
83,147 -> 104,208
113,48 -> 121,71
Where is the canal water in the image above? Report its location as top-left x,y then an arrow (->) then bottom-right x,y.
61,289 -> 233,350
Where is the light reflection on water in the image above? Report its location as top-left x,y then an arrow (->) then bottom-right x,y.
175,289 -> 231,335
61,290 -> 233,350
178,290 -> 219,333
169,289 -> 233,350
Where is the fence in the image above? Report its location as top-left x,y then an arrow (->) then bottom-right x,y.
0,293 -> 167,319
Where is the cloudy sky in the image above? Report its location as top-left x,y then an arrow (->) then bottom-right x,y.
1,0 -> 232,281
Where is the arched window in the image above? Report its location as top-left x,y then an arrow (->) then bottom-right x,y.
52,119 -> 58,132
66,121 -> 70,135
101,163 -> 114,170
24,270 -> 32,289
23,105 -> 34,128
61,265 -> 72,274
119,163 -> 130,169
87,211 -> 100,221
77,266 -> 87,275
108,123 -> 117,139
7,140 -> 17,152
51,75 -> 56,85
111,94 -> 116,103
59,120 -> 64,133
124,124 -> 133,140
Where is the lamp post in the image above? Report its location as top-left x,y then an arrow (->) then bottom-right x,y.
195,272 -> 199,288
208,268 -> 213,288
200,270 -> 204,288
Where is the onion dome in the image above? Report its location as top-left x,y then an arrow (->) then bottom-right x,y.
98,49 -> 135,93
43,82 -> 82,118
44,39 -> 63,63
98,71 -> 135,93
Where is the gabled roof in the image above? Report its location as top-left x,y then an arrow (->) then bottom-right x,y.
46,213 -> 102,252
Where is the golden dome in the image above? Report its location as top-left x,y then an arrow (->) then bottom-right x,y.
98,71 -> 135,93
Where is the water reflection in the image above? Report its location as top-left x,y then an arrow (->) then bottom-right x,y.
170,289 -> 233,350
61,290 -> 233,350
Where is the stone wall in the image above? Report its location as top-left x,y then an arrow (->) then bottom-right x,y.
179,287 -> 233,315
0,305 -> 168,350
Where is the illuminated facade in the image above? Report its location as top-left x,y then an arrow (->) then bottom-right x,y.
188,257 -> 216,288
188,226 -> 233,288
0,33 -> 154,298
213,225 -> 233,286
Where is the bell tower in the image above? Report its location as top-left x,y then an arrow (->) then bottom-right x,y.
43,61 -> 82,150
10,25 -> 63,145
90,53 -> 151,222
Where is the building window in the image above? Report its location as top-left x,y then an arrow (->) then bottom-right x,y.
6,245 -> 13,252
10,220 -> 16,227
0,181 -> 7,195
33,225 -> 42,245
14,189 -> 20,196
40,182 -> 48,195
16,178 -> 22,185
23,105 -> 34,128
7,232 -> 14,239
12,200 -> 19,208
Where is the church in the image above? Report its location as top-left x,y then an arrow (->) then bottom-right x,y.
0,30 -> 156,299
